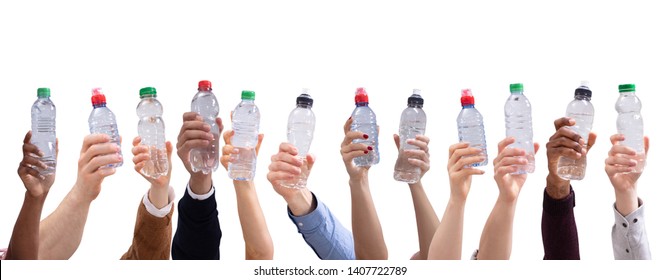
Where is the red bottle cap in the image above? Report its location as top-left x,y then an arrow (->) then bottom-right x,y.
91,88 -> 106,106
460,89 -> 475,106
198,80 -> 212,91
355,87 -> 369,103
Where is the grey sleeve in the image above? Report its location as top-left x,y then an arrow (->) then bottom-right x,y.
612,199 -> 651,260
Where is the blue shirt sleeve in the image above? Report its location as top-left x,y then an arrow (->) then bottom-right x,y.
287,194 -> 355,260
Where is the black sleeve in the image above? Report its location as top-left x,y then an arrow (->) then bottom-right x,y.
171,187 -> 221,260
542,187 -> 580,260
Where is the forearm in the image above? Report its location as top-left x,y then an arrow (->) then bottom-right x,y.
349,176 -> 387,260
614,187 -> 638,217
172,184 -> 221,260
612,198 -> 651,260
477,196 -> 517,260
428,198 -> 465,260
408,182 -> 440,260
234,180 -> 273,260
39,188 -> 92,260
121,188 -> 174,260
541,187 -> 579,260
6,193 -> 47,259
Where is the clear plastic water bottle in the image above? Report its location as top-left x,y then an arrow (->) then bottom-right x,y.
557,82 -> 594,180
281,89 -> 315,188
457,89 -> 488,167
616,83 -> 645,173
351,87 -> 379,167
136,87 -> 168,178
88,88 -> 123,168
393,89 -> 426,183
190,80 -> 220,174
504,83 -> 534,174
229,90 -> 260,180
30,87 -> 57,175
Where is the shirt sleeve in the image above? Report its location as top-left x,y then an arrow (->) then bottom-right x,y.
541,187 -> 580,260
120,188 -> 175,260
287,193 -> 355,260
171,184 -> 221,260
612,199 -> 652,260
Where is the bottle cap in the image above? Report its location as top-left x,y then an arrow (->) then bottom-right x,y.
296,88 -> 313,107
37,87 -> 51,98
139,87 -> 157,97
618,84 -> 635,93
574,81 -> 592,98
354,87 -> 369,103
198,80 -> 212,91
91,88 -> 106,106
510,83 -> 523,93
407,89 -> 424,107
241,90 -> 255,100
460,89 -> 475,106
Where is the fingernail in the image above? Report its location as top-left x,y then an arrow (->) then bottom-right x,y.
367,146 -> 373,151
363,134 -> 369,139
232,148 -> 239,153
364,150 -> 369,154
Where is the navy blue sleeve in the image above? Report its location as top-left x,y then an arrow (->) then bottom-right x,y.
171,186 -> 221,260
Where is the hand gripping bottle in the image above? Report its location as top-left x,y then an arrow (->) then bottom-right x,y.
557,82 -> 594,180
504,83 -> 534,174
190,80 -> 220,174
350,87 -> 379,167
457,89 -> 488,167
88,88 -> 123,168
229,90 -> 260,180
281,89 -> 315,188
394,89 -> 426,183
136,87 -> 168,178
616,84 -> 645,173
30,87 -> 57,175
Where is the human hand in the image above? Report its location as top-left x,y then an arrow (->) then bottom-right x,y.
446,142 -> 486,202
220,130 -> 264,171
605,134 -> 649,194
340,117 -> 372,180
131,136 -> 173,189
176,112 -> 222,175
493,137 -> 539,202
393,134 -> 431,179
546,117 -> 597,181
17,131 -> 58,198
267,142 -> 316,197
72,134 -> 122,203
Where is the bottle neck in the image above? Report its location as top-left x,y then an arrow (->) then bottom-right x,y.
511,91 -> 523,95
408,104 -> 422,109
462,104 -> 475,108
574,94 -> 591,101
198,87 -> 212,93
297,104 -> 312,109
93,103 -> 107,108
140,94 -> 156,99
356,102 -> 369,107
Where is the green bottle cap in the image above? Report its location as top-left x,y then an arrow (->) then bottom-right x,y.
618,84 -> 635,93
509,83 -> 523,93
37,88 -> 50,98
139,87 -> 157,97
241,90 -> 255,100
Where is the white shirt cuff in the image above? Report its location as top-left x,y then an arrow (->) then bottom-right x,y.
142,186 -> 176,218
187,183 -> 215,200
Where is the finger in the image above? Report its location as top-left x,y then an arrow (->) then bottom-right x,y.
177,121 -> 212,147
19,165 -> 42,178
553,117 -> 575,131
256,133 -> 264,155
586,132 -> 597,152
165,141 -> 173,160
533,142 -> 540,154
605,164 -> 634,175
496,156 -> 528,168
222,145 -> 238,156
81,134 -> 111,154
454,167 -> 486,178
94,167 -> 117,178
407,158 -> 430,170
268,161 -> 302,175
495,165 -> 519,177
448,142 -> 470,160
342,131 -> 368,147
180,130 -> 214,144
306,154 -> 316,171
223,130 -> 234,145
608,145 -> 637,157
55,138 -> 59,158
132,136 -> 141,147
393,134 -> 400,150
22,156 -> 48,170
134,162 -> 145,174
547,147 -> 581,160
132,153 -> 151,166
279,142 -> 298,155
343,117 -> 353,134
644,136 -> 650,155
23,142 -> 42,157
215,117 -> 224,135
406,138 -> 429,153
549,126 -> 581,143
267,171 -> 296,182
84,154 -> 123,174
80,142 -> 120,167
449,146 -> 483,166
403,149 -> 429,162
341,142 -> 369,155
131,144 -> 149,157
452,155 -> 487,171
23,130 -> 33,144
178,139 -> 211,153
546,136 -> 584,154
497,137 -> 516,154
343,150 -> 368,162
610,134 -> 625,145
182,112 -> 202,122
271,152 -> 303,167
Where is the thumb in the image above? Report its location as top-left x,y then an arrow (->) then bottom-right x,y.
306,153 -> 316,172
256,133 -> 265,155
393,134 -> 400,150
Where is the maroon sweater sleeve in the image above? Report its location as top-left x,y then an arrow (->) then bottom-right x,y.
542,187 -> 580,260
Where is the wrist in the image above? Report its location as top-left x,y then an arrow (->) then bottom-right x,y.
71,183 -> 95,205
189,173 -> 212,195
24,191 -> 47,204
233,180 -> 254,189
284,189 -> 315,216
348,174 -> 369,188
614,188 -> 639,216
148,185 -> 170,209
545,175 -> 571,199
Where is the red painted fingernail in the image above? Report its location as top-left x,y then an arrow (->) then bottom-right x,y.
364,150 -> 368,154
363,134 -> 369,139
367,146 -> 373,151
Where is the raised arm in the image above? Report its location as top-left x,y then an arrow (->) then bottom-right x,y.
428,142 -> 485,260
605,134 -> 651,260
221,130 -> 273,260
267,142 -> 355,260
5,131 -> 57,259
476,137 -> 538,260
38,134 -> 122,259
340,117 -> 387,260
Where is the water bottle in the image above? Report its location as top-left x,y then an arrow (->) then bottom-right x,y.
136,87 -> 168,178
504,83 -> 534,174
190,80 -> 220,174
350,87 -> 379,167
281,89 -> 315,188
88,88 -> 123,168
229,90 -> 260,180
30,87 -> 57,175
393,89 -> 426,183
557,82 -> 594,180
457,89 -> 488,167
616,83 -> 645,173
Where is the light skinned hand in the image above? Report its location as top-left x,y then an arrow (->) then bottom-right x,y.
17,131 -> 58,197
220,129 -> 264,171
446,142 -> 486,202
340,117 -> 373,179
175,112 -> 223,175
266,142 -> 316,200
493,137 -> 540,202
131,136 -> 173,189
73,134 -> 122,202
393,134 -> 431,178
605,134 -> 649,193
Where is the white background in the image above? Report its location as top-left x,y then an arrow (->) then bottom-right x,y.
1,0 -> 659,266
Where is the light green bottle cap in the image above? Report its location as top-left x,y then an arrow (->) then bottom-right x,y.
618,84 -> 635,92
509,83 -> 523,93
139,87 -> 157,97
37,88 -> 50,98
241,90 -> 255,100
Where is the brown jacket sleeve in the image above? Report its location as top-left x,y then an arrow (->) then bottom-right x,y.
121,199 -> 174,260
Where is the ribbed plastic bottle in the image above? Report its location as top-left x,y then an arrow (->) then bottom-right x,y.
504,83 -> 534,174
136,87 -> 168,178
229,90 -> 260,180
30,87 -> 57,175
457,89 -> 488,167
557,82 -> 594,180
350,87 -> 379,167
616,83 -> 645,173
393,89 -> 426,183
88,88 -> 123,168
281,89 -> 315,188
190,80 -> 220,174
